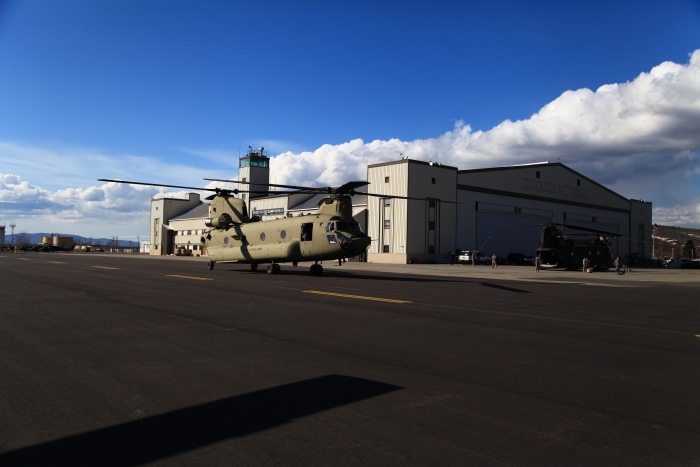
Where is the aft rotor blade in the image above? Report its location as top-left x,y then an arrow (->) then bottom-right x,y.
365,192 -> 459,204
335,181 -> 370,193
555,223 -> 622,237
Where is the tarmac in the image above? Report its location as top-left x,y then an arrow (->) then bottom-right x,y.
0,252 -> 698,466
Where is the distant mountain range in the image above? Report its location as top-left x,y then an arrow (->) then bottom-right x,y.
3,233 -> 143,248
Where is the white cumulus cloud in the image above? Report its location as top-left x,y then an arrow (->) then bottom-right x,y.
269,50 -> 700,225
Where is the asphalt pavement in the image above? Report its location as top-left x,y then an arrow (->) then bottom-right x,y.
0,252 -> 699,466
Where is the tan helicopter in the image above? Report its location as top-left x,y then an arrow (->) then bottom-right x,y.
99,177 -> 438,275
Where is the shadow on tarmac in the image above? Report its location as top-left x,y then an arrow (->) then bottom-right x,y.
479,282 -> 533,294
224,267 -> 466,283
0,375 -> 402,467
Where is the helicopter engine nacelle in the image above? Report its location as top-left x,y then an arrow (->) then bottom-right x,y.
205,213 -> 233,229
207,195 -> 249,228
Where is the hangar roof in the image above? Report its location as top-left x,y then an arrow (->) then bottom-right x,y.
458,162 -> 628,203
170,202 -> 209,220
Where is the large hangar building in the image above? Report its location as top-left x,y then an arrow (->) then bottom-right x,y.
149,152 -> 652,263
366,159 -> 652,263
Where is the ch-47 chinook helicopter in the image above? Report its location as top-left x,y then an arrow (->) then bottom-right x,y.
98,177 -> 443,275
535,223 -> 622,270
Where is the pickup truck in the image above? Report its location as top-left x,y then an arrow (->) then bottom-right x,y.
457,250 -> 492,265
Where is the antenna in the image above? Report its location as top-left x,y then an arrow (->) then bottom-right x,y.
9,221 -> 16,244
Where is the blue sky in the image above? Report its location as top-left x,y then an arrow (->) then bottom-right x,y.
1,0 -> 699,237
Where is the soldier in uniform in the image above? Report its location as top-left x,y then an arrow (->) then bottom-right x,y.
450,250 -> 455,265
492,253 -> 497,268
535,255 -> 541,272
583,257 -> 589,272
614,256 -> 622,274
472,251 -> 476,267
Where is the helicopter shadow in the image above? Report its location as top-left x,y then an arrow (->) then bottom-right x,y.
478,282 -> 533,294
225,267 -> 466,283
0,375 -> 401,467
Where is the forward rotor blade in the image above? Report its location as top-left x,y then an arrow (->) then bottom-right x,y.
98,179 -> 216,192
204,178 -> 314,191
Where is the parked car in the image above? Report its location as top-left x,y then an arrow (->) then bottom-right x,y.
507,253 -> 534,265
458,250 -> 492,265
666,259 -> 700,269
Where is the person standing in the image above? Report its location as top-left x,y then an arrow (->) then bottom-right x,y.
582,257 -> 589,272
492,253 -> 497,268
472,251 -> 476,267
535,255 -> 541,272
614,256 -> 621,274
450,250 -> 455,265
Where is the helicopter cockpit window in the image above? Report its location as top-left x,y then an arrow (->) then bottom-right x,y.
301,223 -> 313,241
335,221 -> 349,231
327,235 -> 337,244
325,223 -> 335,233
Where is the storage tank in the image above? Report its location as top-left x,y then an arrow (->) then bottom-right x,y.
53,236 -> 75,249
43,236 -> 54,246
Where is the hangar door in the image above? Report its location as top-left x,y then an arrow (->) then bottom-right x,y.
475,202 -> 551,258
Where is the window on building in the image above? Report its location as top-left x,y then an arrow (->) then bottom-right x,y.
384,220 -> 390,229
428,221 -> 435,230
536,171 -> 541,179
638,223 -> 645,240
385,176 -> 389,183
428,246 -> 435,254
383,245 -> 389,253
577,179 -> 581,186
431,178 -> 435,184
384,199 -> 391,207
429,200 -> 436,208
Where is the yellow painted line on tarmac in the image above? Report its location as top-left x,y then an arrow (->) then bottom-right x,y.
92,266 -> 120,270
47,261 -> 65,264
303,290 -> 412,304
696,335 -> 700,338
18,258 -> 32,261
166,274 -> 212,281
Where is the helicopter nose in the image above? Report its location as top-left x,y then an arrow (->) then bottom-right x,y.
355,236 -> 371,251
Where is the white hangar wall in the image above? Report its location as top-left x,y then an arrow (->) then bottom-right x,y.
456,163 -> 652,260
367,159 -> 457,264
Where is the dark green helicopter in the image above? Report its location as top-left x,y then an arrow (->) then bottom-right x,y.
536,223 -> 622,270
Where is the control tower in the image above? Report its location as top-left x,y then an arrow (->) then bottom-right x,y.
238,146 -> 270,204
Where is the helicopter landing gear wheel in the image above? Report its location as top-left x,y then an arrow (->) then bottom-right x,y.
267,263 -> 281,275
208,261 -> 215,270
274,264 -> 281,274
292,261 -> 298,267
250,263 -> 258,272
310,264 -> 323,276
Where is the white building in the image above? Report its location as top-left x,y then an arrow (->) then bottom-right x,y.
366,159 -> 652,263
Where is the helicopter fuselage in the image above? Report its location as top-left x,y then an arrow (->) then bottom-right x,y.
203,213 -> 370,265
